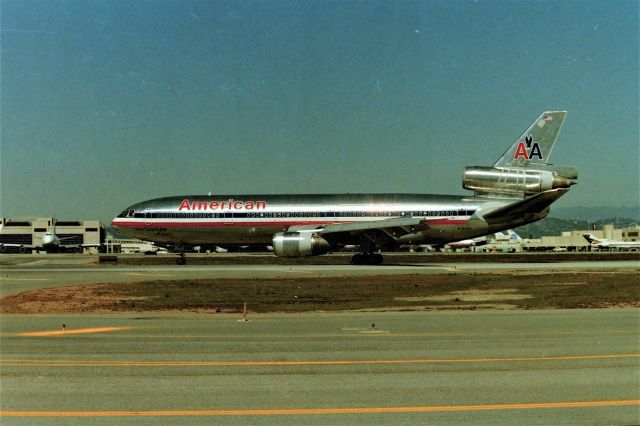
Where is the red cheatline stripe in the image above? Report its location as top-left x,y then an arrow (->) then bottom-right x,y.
112,220 -> 336,228
111,219 -> 468,228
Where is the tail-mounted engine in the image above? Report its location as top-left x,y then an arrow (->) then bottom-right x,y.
463,166 -> 574,197
273,232 -> 330,257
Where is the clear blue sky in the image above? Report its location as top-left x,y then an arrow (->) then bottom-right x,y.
1,0 -> 638,223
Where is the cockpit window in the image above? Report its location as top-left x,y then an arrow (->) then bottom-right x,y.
117,210 -> 135,218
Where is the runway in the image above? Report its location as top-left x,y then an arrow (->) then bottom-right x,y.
0,253 -> 638,297
1,254 -> 638,424
1,309 -> 638,424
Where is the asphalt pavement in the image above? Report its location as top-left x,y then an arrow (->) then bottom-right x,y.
1,309 -> 638,425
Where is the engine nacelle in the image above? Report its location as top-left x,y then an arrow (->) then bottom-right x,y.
272,232 -> 330,257
463,166 -> 573,196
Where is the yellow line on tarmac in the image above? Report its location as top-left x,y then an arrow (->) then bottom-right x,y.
379,330 -> 637,338
121,272 -> 172,277
0,277 -> 50,281
15,328 -> 631,341
15,327 -> 134,337
2,353 -> 638,367
2,400 -> 638,417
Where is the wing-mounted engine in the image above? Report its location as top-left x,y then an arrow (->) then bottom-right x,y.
463,166 -> 575,197
272,232 -> 330,257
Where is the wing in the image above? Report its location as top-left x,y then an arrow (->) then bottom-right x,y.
58,243 -> 102,249
0,243 -> 37,248
289,216 -> 433,249
0,243 -> 38,253
320,216 -> 428,234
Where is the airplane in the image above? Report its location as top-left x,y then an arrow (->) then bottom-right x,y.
0,220 -> 103,254
112,111 -> 577,265
582,234 -> 640,250
444,230 -> 521,251
494,230 -> 523,242
445,236 -> 488,250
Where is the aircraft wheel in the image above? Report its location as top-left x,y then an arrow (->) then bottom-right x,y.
352,253 -> 383,265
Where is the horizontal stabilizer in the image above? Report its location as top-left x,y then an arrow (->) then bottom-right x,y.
483,189 -> 569,222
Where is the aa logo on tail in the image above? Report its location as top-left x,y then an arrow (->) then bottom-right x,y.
514,135 -> 543,160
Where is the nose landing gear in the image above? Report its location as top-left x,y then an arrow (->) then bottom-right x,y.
174,246 -> 187,265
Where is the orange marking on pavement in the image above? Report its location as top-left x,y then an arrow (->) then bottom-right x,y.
15,327 -> 133,337
1,400 -> 638,417
2,353 -> 638,367
0,277 -> 50,281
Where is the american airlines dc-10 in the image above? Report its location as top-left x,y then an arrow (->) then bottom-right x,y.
113,111 -> 577,265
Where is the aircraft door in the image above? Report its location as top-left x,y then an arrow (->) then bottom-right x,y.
223,211 -> 233,226
326,209 -> 335,223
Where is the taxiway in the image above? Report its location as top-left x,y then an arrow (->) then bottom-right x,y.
1,254 -> 638,424
1,309 -> 639,424
0,254 -> 638,297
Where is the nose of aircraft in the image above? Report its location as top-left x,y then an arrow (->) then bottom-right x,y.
111,217 -> 124,230
42,233 -> 59,246
112,208 -> 135,229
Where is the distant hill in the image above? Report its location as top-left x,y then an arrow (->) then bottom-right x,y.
550,206 -> 639,221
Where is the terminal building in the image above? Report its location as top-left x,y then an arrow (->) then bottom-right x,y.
473,224 -> 639,253
523,224 -> 639,252
1,217 -> 637,254
0,218 -> 105,253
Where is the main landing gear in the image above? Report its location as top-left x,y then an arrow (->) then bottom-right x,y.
351,236 -> 384,265
175,246 -> 187,265
351,252 -> 384,265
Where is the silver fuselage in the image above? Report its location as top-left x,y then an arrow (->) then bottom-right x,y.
112,193 -> 534,249
111,111 -> 576,253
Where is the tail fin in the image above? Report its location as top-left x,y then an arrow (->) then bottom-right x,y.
494,230 -> 522,241
507,230 -> 522,241
494,111 -> 567,168
583,234 -> 599,244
